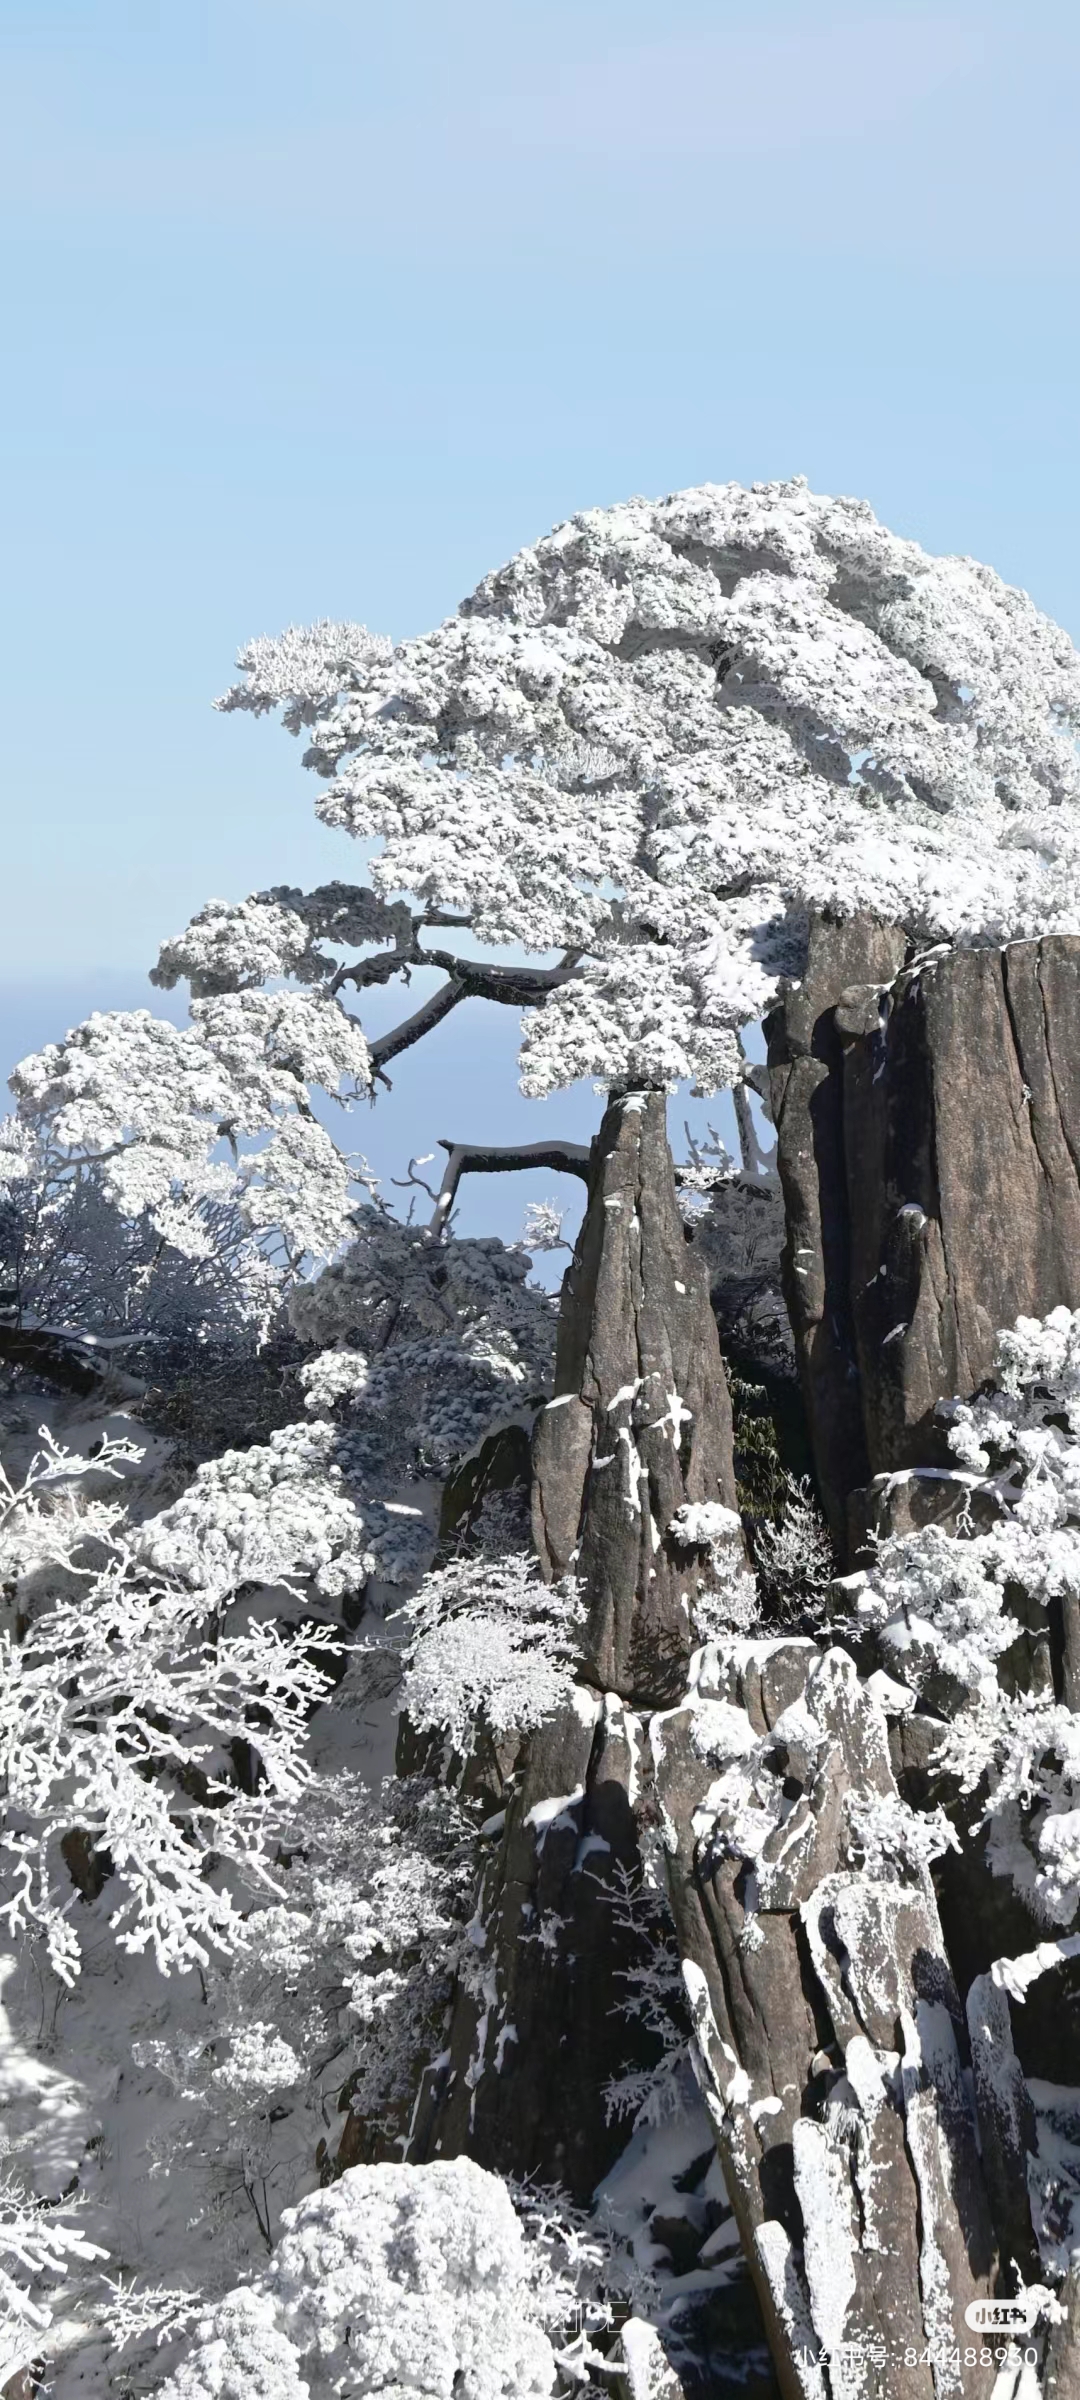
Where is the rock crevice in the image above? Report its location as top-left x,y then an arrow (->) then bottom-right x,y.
767,924 -> 1080,1549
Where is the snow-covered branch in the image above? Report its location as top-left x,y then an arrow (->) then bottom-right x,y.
426,1135 -> 592,1233
0,1438 -> 338,1983
219,479 -> 1080,1098
369,948 -> 583,1078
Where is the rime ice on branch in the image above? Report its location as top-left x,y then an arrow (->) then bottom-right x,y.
15,479 -> 1080,1287
217,476 -> 1080,1107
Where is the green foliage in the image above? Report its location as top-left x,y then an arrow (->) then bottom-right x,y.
730,1376 -> 788,1526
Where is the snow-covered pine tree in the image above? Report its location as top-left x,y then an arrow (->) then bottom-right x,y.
16,477 -> 1080,1279
9,479 -> 1080,2396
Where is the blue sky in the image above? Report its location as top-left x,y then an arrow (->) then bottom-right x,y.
1,0 -> 1078,1237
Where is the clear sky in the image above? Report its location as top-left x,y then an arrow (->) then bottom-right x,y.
1,0 -> 1077,1235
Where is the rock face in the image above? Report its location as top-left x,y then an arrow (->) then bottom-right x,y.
411,1689 -> 650,2201
382,1020 -> 1080,2399
418,1090 -> 743,2206
765,914 -> 908,1547
767,925 -> 1080,1548
532,1088 -> 739,1706
654,1639 -> 999,2400
403,957 -> 1080,2400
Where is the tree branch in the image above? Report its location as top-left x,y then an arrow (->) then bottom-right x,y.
369,980 -> 469,1075
429,1137 -> 592,1233
330,949 -> 411,995
368,952 -> 583,1080
741,1058 -> 772,1105
418,948 -> 582,1006
733,1036 -> 778,1183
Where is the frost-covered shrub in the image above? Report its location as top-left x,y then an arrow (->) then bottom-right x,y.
0,1435 -> 337,1982
667,1502 -> 758,1639
400,1551 -> 586,1754
136,1775 -> 477,2237
601,1865 -> 691,2131
155,2285 -> 309,2400
518,1199 -> 572,1254
0,1121 -> 283,1386
155,2160 -> 558,2400
135,1420 -> 378,1605
0,2172 -> 105,2376
10,997 -> 369,1268
856,1307 -> 1080,1923
751,1474 -> 835,1627
292,1211 -> 556,1472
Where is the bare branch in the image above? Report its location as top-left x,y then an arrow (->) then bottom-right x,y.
369,980 -> 469,1075
428,1137 -> 592,1233
741,1058 -> 772,1105
368,952 -> 584,1079
391,1155 -> 443,1205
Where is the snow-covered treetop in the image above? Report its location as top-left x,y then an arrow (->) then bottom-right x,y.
156,2158 -> 558,2399
400,1548 -> 585,1755
8,996 -> 370,1269
15,479 -> 1078,1295
216,477 -> 1080,1094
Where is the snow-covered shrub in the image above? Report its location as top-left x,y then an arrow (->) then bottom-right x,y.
135,1774 -> 477,2238
154,2159 -> 559,2399
0,1122 -> 283,1392
131,1205 -> 560,1641
519,1199 -> 572,1254
400,1551 -> 586,1754
667,1501 -> 758,1639
9,997 -> 369,1270
133,1217 -> 562,1634
601,1865 -> 690,2131
0,1435 -> 337,1982
856,1307 -> 1080,1923
507,2181 -> 637,2391
751,1473 -> 835,1626
946,1301 -> 1080,1480
292,1209 -> 557,1469
135,1419 -> 379,1605
0,2175 -> 105,2380
298,1348 -> 369,1414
